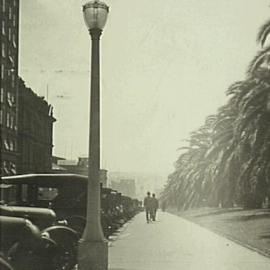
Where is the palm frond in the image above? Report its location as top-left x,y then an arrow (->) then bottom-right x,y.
226,81 -> 244,96
257,19 -> 270,47
247,46 -> 270,75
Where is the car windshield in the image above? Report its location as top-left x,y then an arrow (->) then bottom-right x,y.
0,184 -> 16,205
4,182 -> 86,208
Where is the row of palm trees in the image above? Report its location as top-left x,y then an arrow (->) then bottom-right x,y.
161,19 -> 270,210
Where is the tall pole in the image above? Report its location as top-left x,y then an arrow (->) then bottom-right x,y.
85,28 -> 103,241
78,27 -> 108,270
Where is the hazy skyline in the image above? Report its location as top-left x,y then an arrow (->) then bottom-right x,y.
19,0 -> 269,176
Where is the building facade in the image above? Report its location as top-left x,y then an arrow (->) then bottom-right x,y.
17,78 -> 56,174
1,0 -> 20,176
56,157 -> 108,187
110,179 -> 136,198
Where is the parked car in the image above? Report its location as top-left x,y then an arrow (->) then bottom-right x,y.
2,174 -> 140,237
0,204 -> 56,230
0,215 -> 78,270
0,204 -> 79,270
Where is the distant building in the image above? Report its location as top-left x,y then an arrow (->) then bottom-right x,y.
0,0 -> 20,176
57,157 -> 108,187
78,157 -> 88,167
99,169 -> 108,188
52,156 -> 65,166
57,159 -> 80,173
51,156 -> 66,172
111,179 -> 136,198
17,78 -> 56,174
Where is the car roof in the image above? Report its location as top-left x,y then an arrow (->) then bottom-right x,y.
2,173 -> 88,187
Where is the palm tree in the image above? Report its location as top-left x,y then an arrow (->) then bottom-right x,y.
162,17 -> 270,211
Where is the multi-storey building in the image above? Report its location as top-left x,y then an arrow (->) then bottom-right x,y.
0,0 -> 20,176
17,78 -> 56,174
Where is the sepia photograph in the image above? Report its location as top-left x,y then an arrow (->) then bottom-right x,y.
1,0 -> 270,269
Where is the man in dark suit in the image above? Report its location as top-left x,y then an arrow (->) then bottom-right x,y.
144,192 -> 152,223
151,193 -> 159,221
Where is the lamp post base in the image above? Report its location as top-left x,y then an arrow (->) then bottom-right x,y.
78,239 -> 108,270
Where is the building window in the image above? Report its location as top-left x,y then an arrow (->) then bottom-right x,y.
1,64 -> 4,79
9,140 -> 14,151
2,20 -> 5,35
11,74 -> 15,87
10,162 -> 16,174
11,93 -> 15,103
3,161 -> 9,175
4,139 -> 9,150
12,34 -> 16,48
10,114 -> 14,129
0,88 -> 4,103
8,28 -> 11,41
9,56 -> 14,67
9,7 -> 12,20
2,42 -> 5,57
7,92 -> 13,107
0,109 -> 3,125
13,0 -> 16,7
6,112 -> 10,128
13,14 -> 16,27
2,0 -> 6,13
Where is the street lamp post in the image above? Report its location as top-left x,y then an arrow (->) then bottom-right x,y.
78,1 -> 109,270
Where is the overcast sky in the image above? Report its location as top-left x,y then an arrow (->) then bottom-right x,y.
19,0 -> 269,176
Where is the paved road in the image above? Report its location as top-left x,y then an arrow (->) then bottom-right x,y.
109,211 -> 270,270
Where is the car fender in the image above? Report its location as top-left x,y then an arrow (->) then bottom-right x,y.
42,225 -> 79,248
42,226 -> 79,270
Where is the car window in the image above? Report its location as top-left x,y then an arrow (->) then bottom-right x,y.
0,184 -> 16,204
21,184 -> 28,202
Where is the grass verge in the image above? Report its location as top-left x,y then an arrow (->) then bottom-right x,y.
174,207 -> 270,258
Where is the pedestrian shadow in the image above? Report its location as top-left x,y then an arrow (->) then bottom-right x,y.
147,220 -> 161,224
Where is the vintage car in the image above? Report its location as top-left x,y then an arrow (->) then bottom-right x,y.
2,173 -> 140,237
0,215 -> 78,270
0,204 -> 79,270
0,204 -> 56,230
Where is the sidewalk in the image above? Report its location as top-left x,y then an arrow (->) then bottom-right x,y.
109,211 -> 270,270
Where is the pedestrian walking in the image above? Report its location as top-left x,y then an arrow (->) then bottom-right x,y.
161,200 -> 166,212
144,191 -> 152,223
151,193 -> 159,221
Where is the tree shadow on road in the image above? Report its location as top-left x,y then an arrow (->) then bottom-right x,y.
192,208 -> 244,218
259,234 -> 270,239
227,210 -> 270,222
